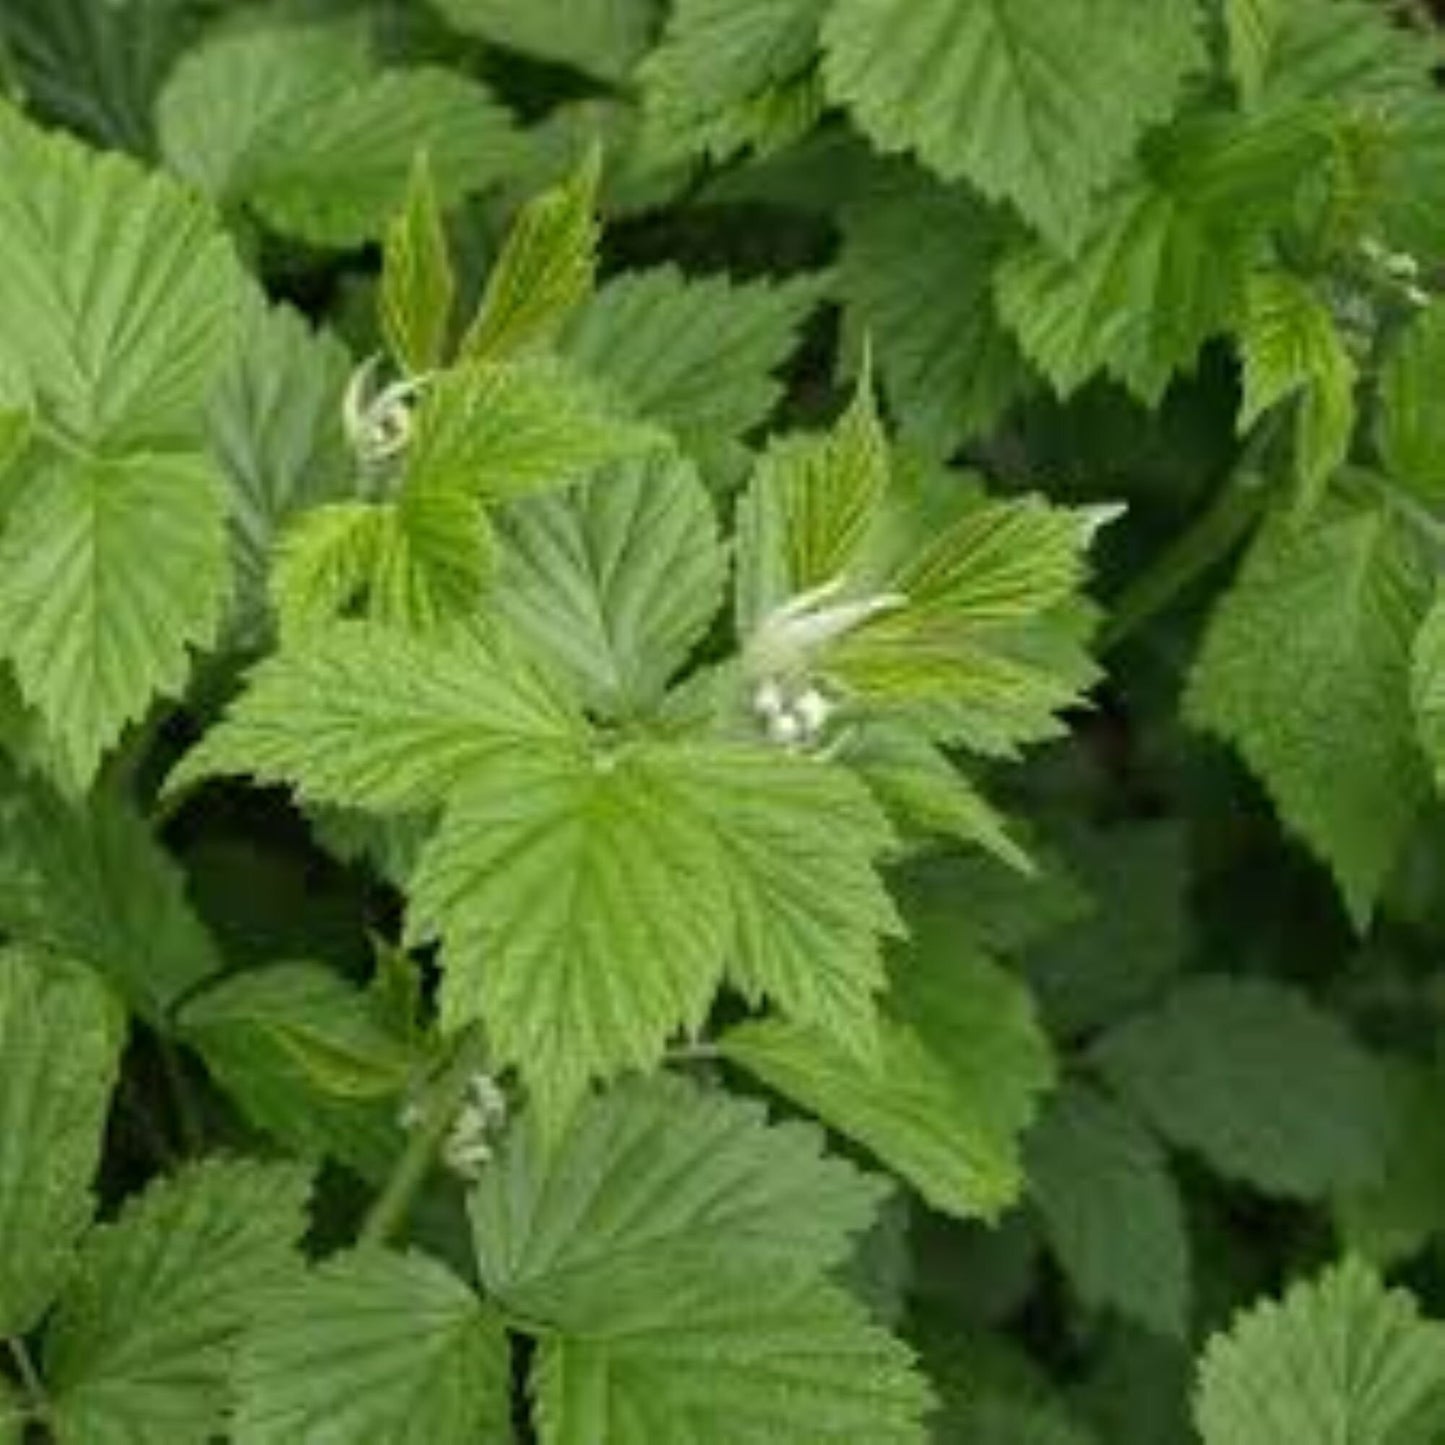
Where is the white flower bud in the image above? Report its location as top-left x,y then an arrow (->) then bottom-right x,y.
753,678 -> 786,719
793,687 -> 834,737
767,710 -> 804,747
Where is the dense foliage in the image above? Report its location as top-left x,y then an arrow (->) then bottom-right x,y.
2,0 -> 1445,1439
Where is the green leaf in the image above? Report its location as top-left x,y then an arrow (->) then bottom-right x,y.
382,154 -> 456,376
1336,1058 -> 1445,1268
823,0 -> 1205,249
1026,1082 -> 1190,1339
1022,821 -> 1189,1037
722,942 -> 1053,1221
563,264 -> 827,455
665,745 -> 901,1054
171,621 -> 580,813
495,452 -> 728,717
179,965 -> 406,1183
996,109 -> 1324,404
44,1160 -> 312,1445
461,148 -> 601,365
432,0 -> 659,82
182,962 -> 415,1099
1237,270 -> 1357,507
534,1279 -> 930,1445
1195,1259 -> 1445,1445
0,780 -> 221,1025
207,295 -> 353,646
157,27 -> 520,247
406,357 -> 665,504
839,171 -> 1032,457
638,0 -> 828,163
1412,587 -> 1445,789
472,1075 -> 885,1318
472,1076 -> 930,1443
1225,0 -> 1287,108
234,1248 -> 512,1445
1186,495 -> 1432,924
846,723 -> 1030,871
0,103 -> 244,449
0,451 -> 230,788
1379,302 -> 1445,505
0,948 -> 123,1337
1093,976 -> 1392,1199
408,743 -> 728,1115
0,0 -> 205,152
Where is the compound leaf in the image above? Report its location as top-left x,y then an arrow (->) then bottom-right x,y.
432,0 -> 659,83
382,154 -> 456,376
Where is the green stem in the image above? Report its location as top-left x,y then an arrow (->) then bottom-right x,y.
358,1038 -> 480,1249
6,1336 -> 49,1424
1099,448 -> 1276,655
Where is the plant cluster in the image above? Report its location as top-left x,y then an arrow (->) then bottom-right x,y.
2,0 -> 1445,1440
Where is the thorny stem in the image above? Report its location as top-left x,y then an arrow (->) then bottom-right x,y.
358,1034 -> 482,1249
6,1336 -> 49,1425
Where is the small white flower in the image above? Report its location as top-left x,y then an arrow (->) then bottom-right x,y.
792,686 -> 834,736
766,709 -> 805,747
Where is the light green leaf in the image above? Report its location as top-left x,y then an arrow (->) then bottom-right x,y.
1225,0 -> 1287,108
534,1278 -> 930,1445
823,0 -> 1204,249
432,0 -> 659,82
207,294 -> 353,645
0,948 -> 123,1337
997,110 -> 1324,404
846,723 -> 1030,871
382,154 -> 456,376
461,148 -> 600,365
472,1076 -> 930,1443
1094,976 -> 1392,1198
1195,1259 -> 1445,1445
1379,302 -> 1445,506
839,171 -> 1032,457
472,1075 -> 885,1321
0,104 -> 244,449
406,357 -> 665,504
158,27 -> 520,248
273,489 -> 492,639
170,621 -> 580,813
0,780 -> 221,1025
1186,495 -> 1432,923
665,745 -> 901,1055
407,743 -> 728,1119
495,452 -> 728,717
722,943 -> 1053,1221
638,0 -> 828,163
1026,1082 -> 1189,1339
234,1248 -> 511,1445
0,451 -> 230,789
1238,270 -> 1356,507
563,264 -> 827,454
44,1160 -> 312,1445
